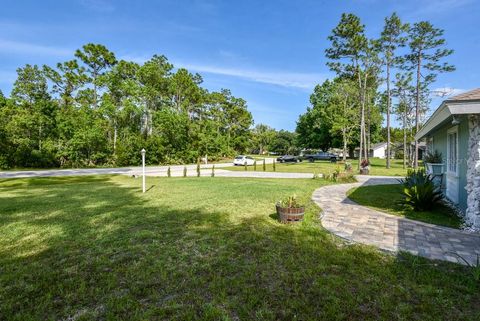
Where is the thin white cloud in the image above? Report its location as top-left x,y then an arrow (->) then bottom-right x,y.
218,50 -> 242,60
407,0 -> 473,17
425,0 -> 472,12
248,102 -> 290,115
78,0 -> 115,12
0,39 -> 71,57
177,63 -> 326,90
121,49 -> 330,90
118,54 -> 150,64
431,87 -> 467,98
119,54 -> 326,90
190,0 -> 218,15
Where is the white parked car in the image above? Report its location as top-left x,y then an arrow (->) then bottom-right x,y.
233,155 -> 255,166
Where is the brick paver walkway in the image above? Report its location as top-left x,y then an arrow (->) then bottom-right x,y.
312,176 -> 480,265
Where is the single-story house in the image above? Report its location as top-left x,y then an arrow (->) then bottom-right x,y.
415,88 -> 480,228
354,142 -> 394,159
394,141 -> 427,161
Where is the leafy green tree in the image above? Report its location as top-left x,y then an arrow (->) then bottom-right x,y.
392,72 -> 424,168
252,124 -> 276,154
378,12 -> 409,168
101,60 -> 141,156
404,21 -> 455,167
206,89 -> 252,153
296,108 -> 332,152
43,59 -> 88,107
325,13 -> 368,78
0,44 -> 255,168
329,79 -> 359,161
296,81 -> 335,151
75,43 -> 117,108
155,108 -> 188,162
269,130 -> 298,155
325,13 -> 381,167
169,68 -> 203,117
138,55 -> 173,135
0,91 -> 12,168
9,65 -> 58,167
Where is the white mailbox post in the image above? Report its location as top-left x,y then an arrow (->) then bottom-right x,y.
141,148 -> 146,193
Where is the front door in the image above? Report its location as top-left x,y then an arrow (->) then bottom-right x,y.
446,126 -> 459,203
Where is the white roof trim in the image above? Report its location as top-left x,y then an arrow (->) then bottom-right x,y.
415,101 -> 480,140
371,143 -> 388,150
448,102 -> 480,114
415,103 -> 450,140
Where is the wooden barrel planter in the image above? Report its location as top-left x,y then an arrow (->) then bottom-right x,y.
276,204 -> 305,223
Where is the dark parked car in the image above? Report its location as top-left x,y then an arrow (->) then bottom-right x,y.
276,155 -> 302,163
303,152 -> 338,163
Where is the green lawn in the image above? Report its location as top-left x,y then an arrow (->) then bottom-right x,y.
347,184 -> 463,228
225,158 -> 411,176
0,176 -> 478,320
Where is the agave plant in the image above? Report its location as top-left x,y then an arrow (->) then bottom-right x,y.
400,169 -> 443,211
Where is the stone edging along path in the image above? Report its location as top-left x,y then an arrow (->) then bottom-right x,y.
311,176 -> 480,266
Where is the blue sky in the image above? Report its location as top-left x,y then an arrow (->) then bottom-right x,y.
0,0 -> 479,130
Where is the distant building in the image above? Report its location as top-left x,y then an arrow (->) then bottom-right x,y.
354,142 -> 394,159
394,141 -> 427,161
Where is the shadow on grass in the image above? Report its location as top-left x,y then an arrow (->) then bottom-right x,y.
268,213 -> 279,221
145,184 -> 156,192
0,175 -> 112,188
0,176 -> 478,320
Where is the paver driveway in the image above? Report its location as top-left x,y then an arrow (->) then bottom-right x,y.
312,176 -> 480,265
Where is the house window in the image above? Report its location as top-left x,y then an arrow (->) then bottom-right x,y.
447,127 -> 458,175
427,137 -> 434,153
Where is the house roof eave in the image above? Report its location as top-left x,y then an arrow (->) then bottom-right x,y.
415,100 -> 480,140
415,102 -> 450,140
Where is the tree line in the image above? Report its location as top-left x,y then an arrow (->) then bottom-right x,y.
0,44 -> 254,169
0,13 -> 455,169
296,12 -> 454,168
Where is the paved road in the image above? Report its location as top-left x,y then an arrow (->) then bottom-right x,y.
312,176 -> 480,265
0,159 -> 275,179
